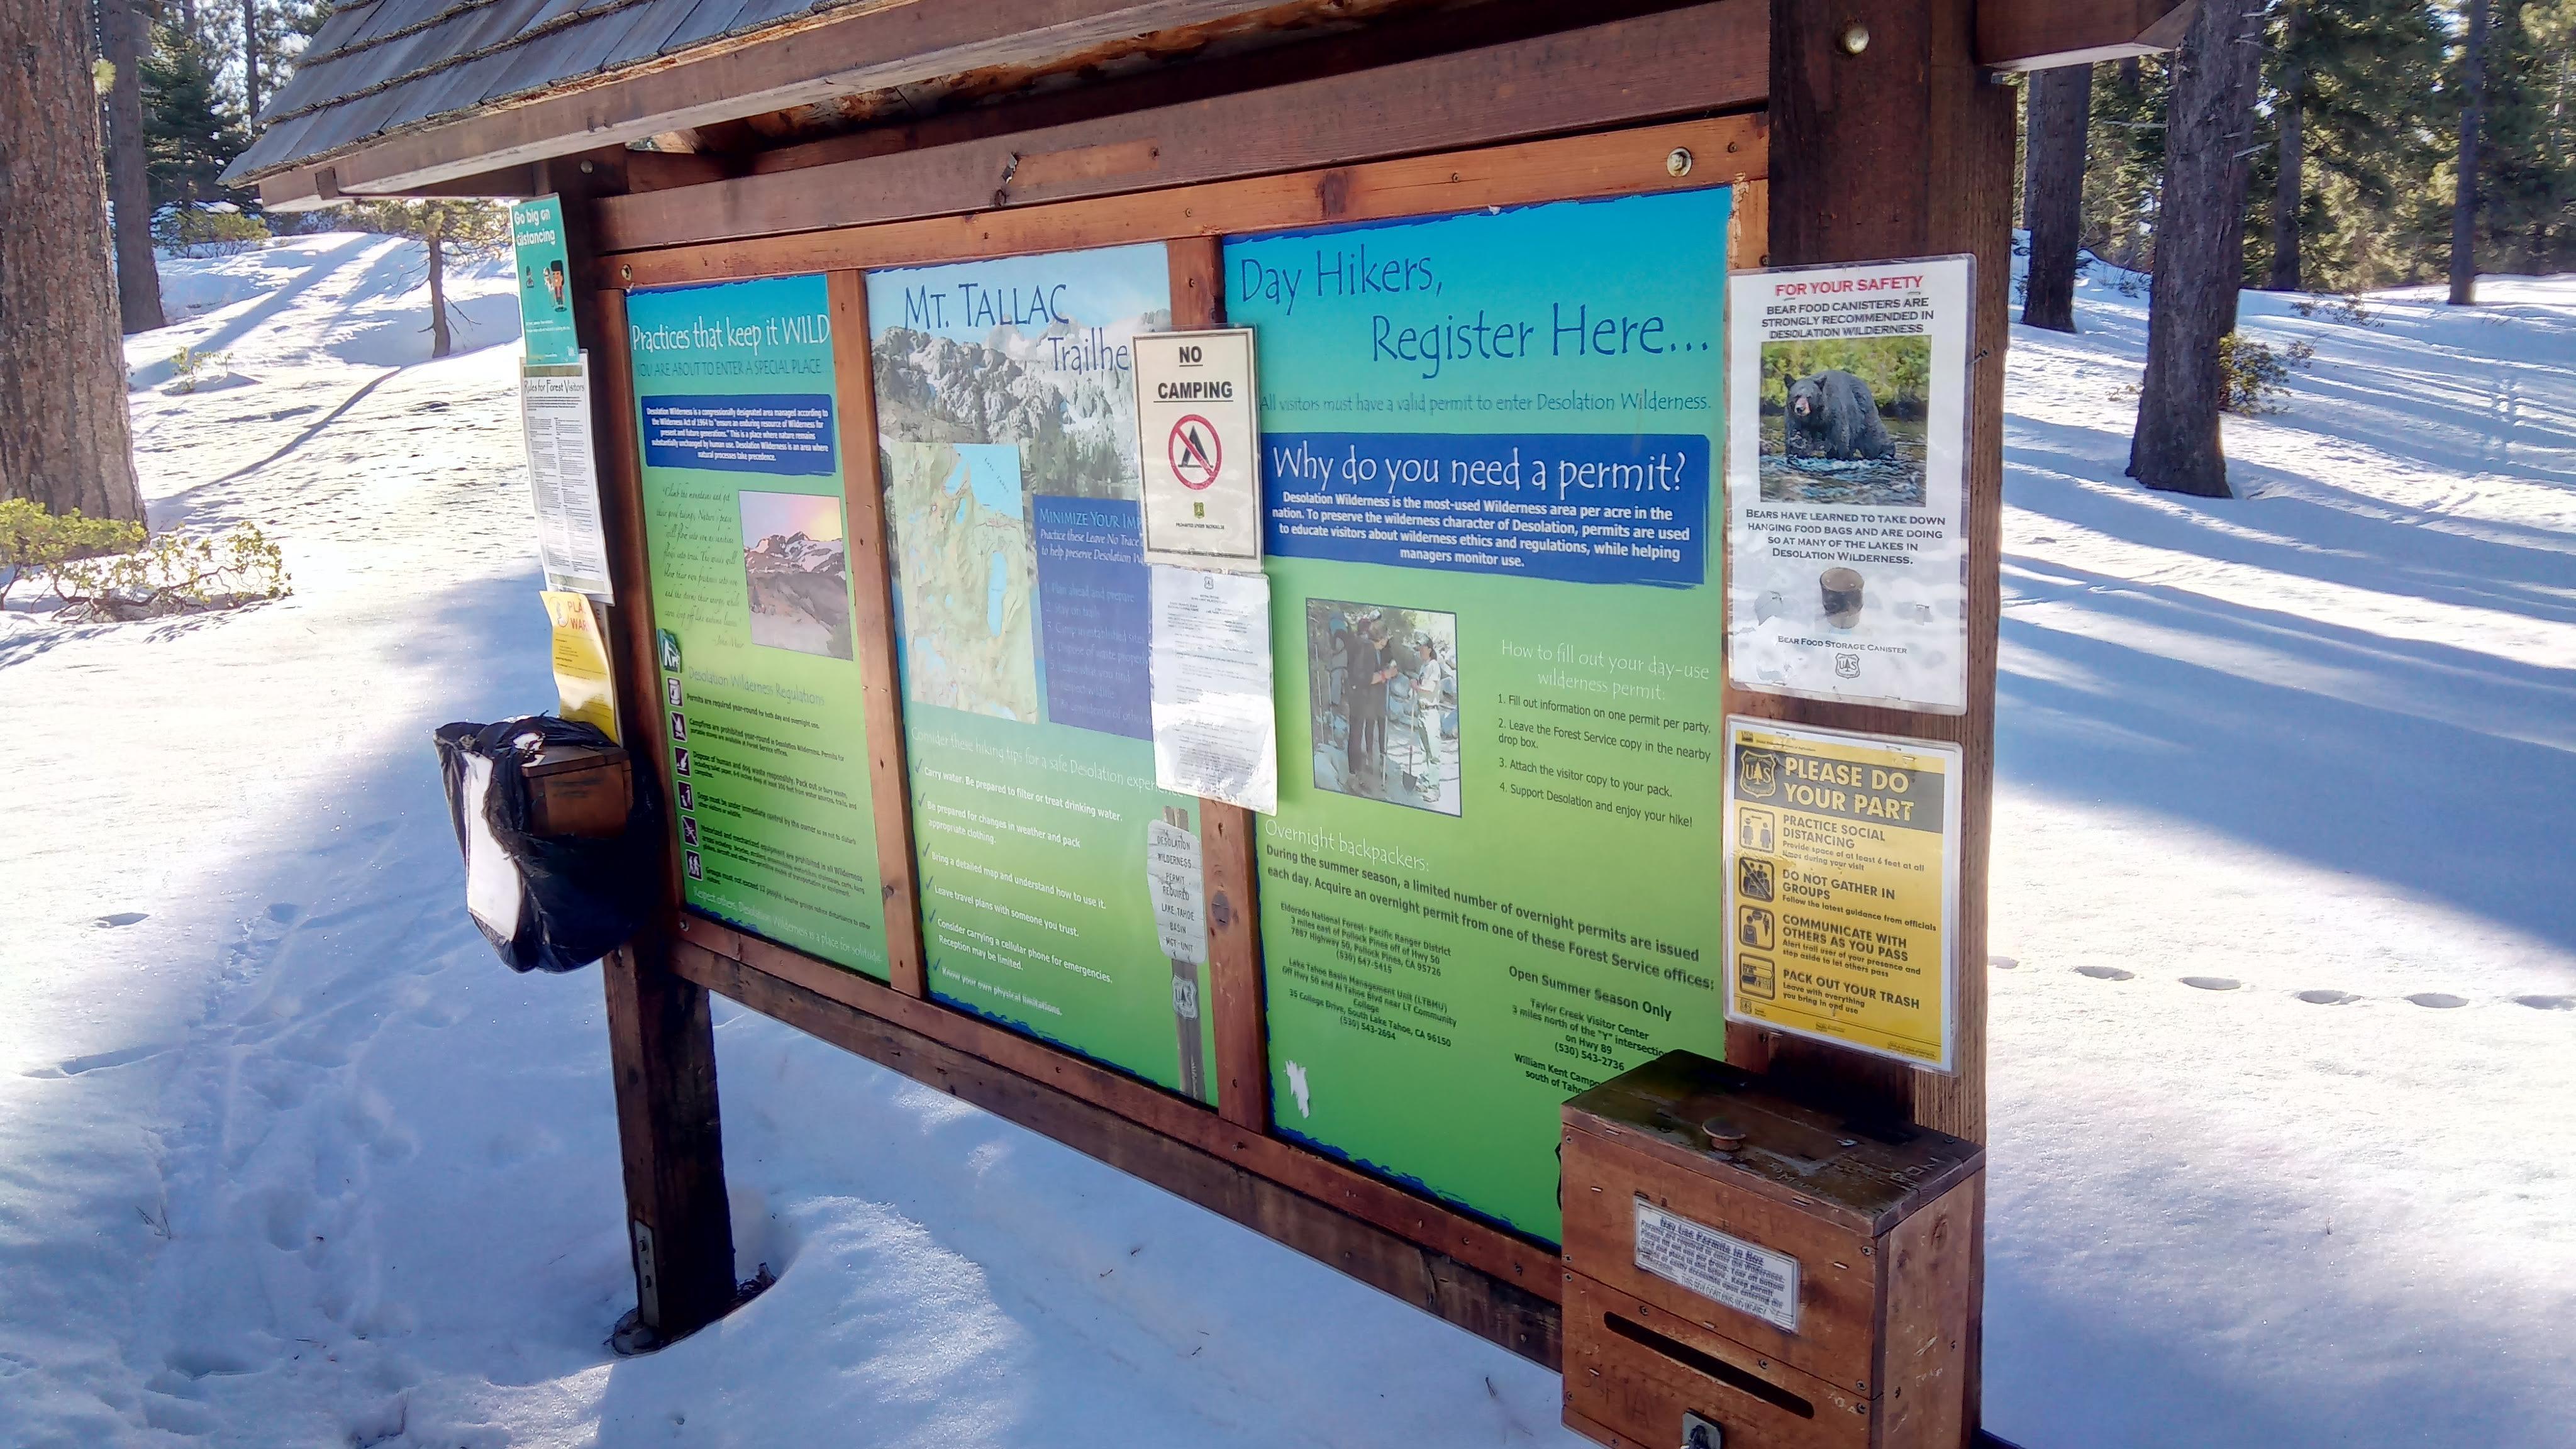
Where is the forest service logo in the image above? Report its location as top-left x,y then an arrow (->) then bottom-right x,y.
1736,747 -> 1780,799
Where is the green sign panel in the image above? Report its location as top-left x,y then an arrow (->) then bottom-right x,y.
866,244 -> 1221,1104
509,196 -> 579,365
628,274 -> 886,975
1226,189 -> 1734,1240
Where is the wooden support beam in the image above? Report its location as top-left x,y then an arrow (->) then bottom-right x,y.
596,113 -> 1767,289
591,3 -> 1766,254
1753,0 -> 2011,1431
1975,0 -> 2197,71
670,909 -> 1565,1298
556,158 -> 739,1343
1163,235 -> 1273,1133
670,935 -> 1561,1365
823,271 -> 930,999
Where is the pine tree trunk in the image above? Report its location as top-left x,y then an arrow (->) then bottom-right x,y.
104,0 -> 165,335
2450,0 -> 2487,306
2022,65 -> 2092,333
2129,0 -> 2265,499
2267,0 -> 2304,293
428,234 -> 452,359
242,0 -> 262,120
0,0 -> 145,522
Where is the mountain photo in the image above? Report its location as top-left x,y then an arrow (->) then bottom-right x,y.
739,491 -> 855,659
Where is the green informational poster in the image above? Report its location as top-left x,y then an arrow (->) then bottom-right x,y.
509,196 -> 579,365
627,274 -> 887,976
1226,189 -> 1733,1240
866,245 -> 1222,1104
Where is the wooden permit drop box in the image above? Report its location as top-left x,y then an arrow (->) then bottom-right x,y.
522,742 -> 632,839
1560,1052 -> 1984,1449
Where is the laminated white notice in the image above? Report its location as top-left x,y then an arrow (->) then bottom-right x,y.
520,356 -> 614,599
1147,565 -> 1279,814
1143,818 -> 1208,966
1632,1197 -> 1801,1333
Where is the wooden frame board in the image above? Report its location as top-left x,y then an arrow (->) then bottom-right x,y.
588,115 -> 1769,1355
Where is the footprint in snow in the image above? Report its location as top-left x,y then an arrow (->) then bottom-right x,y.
2512,994 -> 2573,1011
96,911 -> 148,928
2406,992 -> 2468,1009
266,902 -> 303,924
2180,976 -> 2241,991
1989,956 -> 2019,970
2074,965 -> 2134,981
2296,989 -> 2360,1006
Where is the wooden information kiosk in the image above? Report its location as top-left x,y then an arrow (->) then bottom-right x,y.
227,3 -> 2194,1442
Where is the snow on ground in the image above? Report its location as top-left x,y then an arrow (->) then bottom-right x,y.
1984,266 -> 2576,1448
1,237 -> 2569,1449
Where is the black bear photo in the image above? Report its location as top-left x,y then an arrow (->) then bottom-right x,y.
1758,335 -> 1931,507
1784,370 -> 1897,460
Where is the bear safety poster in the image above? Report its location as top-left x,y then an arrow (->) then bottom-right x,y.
1724,257 -> 1972,713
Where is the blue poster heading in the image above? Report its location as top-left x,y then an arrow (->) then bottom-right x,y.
640,394 -> 837,477
1263,431 -> 1707,587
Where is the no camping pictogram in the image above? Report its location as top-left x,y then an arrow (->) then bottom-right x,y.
1168,414 -> 1221,490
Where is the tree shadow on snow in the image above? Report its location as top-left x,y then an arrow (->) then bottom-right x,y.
2007,418 -> 2576,625
125,233 -> 382,390
1998,574 -> 2576,955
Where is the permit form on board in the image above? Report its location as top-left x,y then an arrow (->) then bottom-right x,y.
520,357 -> 614,598
1148,564 -> 1279,814
1726,257 -> 1973,713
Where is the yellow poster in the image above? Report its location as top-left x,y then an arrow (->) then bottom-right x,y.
1723,719 -> 1959,1070
541,590 -> 619,741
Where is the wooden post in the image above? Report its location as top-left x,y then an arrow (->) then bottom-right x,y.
1165,236 -> 1272,1131
1750,3 -> 2011,1438
823,270 -> 931,999
552,154 -> 740,1343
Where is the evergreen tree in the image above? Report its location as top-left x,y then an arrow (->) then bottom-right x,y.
2231,0 -> 2452,295
2082,57 -> 2170,274
345,201 -> 511,359
2477,1 -> 2576,274
141,14 -> 248,208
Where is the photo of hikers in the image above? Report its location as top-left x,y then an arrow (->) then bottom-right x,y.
1306,599 -> 1461,817
1757,334 -> 1932,506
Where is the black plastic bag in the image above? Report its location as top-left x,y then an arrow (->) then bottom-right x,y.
434,715 -> 661,973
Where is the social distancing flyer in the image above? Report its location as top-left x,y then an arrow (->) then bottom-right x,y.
628,274 -> 888,977
1228,188 -> 1733,1241
867,245 -> 1222,1107
1724,257 -> 1972,714
1723,719 -> 1959,1070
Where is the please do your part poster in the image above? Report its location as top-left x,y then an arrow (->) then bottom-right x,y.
1724,257 -> 1974,714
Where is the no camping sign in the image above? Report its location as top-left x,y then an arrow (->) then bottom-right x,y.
1133,329 -> 1262,570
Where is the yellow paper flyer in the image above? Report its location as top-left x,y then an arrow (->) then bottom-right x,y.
541,591 -> 619,741
1723,718 -> 1960,1070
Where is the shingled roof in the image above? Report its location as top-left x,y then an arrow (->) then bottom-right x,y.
222,0 -> 1372,201
228,0 -> 814,183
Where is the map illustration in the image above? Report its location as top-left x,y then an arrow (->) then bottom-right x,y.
884,440 -> 1038,718
874,298 -> 1162,726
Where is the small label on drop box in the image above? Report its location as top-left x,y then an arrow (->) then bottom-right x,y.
1632,1197 -> 1800,1333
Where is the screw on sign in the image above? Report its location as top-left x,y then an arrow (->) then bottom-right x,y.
1167,414 -> 1222,491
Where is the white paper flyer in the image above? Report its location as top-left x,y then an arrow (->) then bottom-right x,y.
1725,257 -> 1973,713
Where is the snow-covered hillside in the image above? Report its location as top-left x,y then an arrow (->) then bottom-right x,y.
0,237 -> 2567,1449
